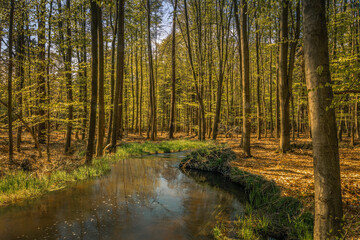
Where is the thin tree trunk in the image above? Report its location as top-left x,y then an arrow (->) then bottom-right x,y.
46,0 -> 54,161
146,0 -> 157,141
16,2 -> 25,152
7,0 -> 15,162
106,6 -> 117,145
169,0 -> 178,139
255,16 -> 261,139
37,0 -> 47,144
96,6 -> 105,156
269,25 -> 274,137
64,0 -> 73,153
81,6 -> 88,141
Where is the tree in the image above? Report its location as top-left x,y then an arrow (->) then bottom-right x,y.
168,0 -> 177,139
37,0 -> 47,144
7,0 -> 15,162
146,0 -> 157,141
279,0 -> 291,152
111,0 -> 125,151
64,0 -> 73,153
240,0 -> 251,156
96,5 -> 105,157
85,0 -> 99,165
303,0 -> 343,238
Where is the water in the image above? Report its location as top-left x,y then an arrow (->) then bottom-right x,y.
0,152 -> 246,240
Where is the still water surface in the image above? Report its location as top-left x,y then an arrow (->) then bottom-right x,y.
0,152 -> 245,240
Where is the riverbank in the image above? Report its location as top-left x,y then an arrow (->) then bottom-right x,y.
180,145 -> 313,239
0,139 -> 214,207
217,136 -> 359,239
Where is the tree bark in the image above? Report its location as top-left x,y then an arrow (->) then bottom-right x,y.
279,0 -> 291,152
85,0 -> 99,165
7,0 -> 15,162
37,0 -> 47,144
146,0 -> 157,141
169,0 -> 178,139
255,15 -> 261,140
111,0 -> 125,150
303,0 -> 343,238
240,0 -> 251,156
96,6 -> 105,157
64,0 -> 73,153
16,1 -> 25,152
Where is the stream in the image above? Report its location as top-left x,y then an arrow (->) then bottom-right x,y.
0,152 -> 246,240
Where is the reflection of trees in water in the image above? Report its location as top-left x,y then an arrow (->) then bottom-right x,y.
0,155 -> 244,239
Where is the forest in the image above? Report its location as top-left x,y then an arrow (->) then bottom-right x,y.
0,0 -> 359,239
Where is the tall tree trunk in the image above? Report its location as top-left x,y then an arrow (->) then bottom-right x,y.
85,0 -> 99,164
106,6 -> 117,145
303,0 -> 343,238
240,0 -> 251,156
269,25 -> 274,138
37,0 -> 47,144
183,0 -> 206,141
96,6 -> 105,156
279,0 -> 291,152
233,0 -> 243,143
81,6 -> 88,141
111,0 -> 125,150
46,0 -> 54,161
288,0 -> 300,142
7,0 -> 15,162
169,0 -> 178,139
139,41 -> 143,136
147,0 -> 157,141
64,0 -> 73,153
16,2 -> 25,152
255,16 -> 261,139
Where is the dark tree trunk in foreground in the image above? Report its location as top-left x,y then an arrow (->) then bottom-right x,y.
8,0 -> 15,162
85,0 -> 98,165
303,0 -> 343,238
279,0 -> 291,152
169,0 -> 178,139
240,0 -> 251,156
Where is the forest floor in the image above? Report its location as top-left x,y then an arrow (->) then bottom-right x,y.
0,131 -> 359,238
217,134 -> 360,239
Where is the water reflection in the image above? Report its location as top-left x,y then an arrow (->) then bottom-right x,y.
0,153 -> 245,240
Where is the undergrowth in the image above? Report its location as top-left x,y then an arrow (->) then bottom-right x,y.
181,146 -> 313,239
0,140 -> 213,207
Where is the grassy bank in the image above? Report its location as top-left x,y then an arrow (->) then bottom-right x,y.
0,140 -> 214,207
181,146 -> 313,240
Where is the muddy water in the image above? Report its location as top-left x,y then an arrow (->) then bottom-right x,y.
0,152 -> 246,240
